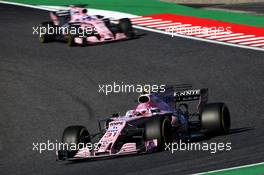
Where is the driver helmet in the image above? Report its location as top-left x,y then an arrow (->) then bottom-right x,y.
125,110 -> 134,117
135,103 -> 152,116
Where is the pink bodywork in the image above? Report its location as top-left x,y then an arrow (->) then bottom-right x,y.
58,88 -> 208,160
72,94 -> 171,159
74,120 -> 142,159
74,20 -> 127,44
50,7 -> 128,45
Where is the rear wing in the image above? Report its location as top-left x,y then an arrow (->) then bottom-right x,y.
154,85 -> 208,104
152,85 -> 208,112
174,88 -> 208,102
173,88 -> 208,112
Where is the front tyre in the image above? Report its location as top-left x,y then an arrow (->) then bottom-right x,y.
145,117 -> 173,151
119,18 -> 135,39
39,21 -> 55,43
201,103 -> 231,135
59,125 -> 90,159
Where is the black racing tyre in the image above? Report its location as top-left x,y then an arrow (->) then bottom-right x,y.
67,33 -> 76,47
67,34 -> 75,46
61,125 -> 90,152
201,103 -> 231,135
145,117 -> 173,151
119,18 -> 135,38
67,34 -> 87,47
39,21 -> 55,43
67,24 -> 83,46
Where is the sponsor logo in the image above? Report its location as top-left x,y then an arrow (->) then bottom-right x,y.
174,89 -> 200,97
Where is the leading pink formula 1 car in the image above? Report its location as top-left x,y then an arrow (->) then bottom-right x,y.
39,6 -> 135,46
56,85 -> 231,161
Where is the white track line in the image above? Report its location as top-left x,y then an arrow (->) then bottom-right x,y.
130,17 -> 152,21
170,26 -> 201,31
240,39 -> 264,45
207,33 -> 243,39
136,20 -> 171,26
132,19 -> 162,24
196,31 -> 232,37
148,22 -> 181,28
158,24 -> 191,30
142,20 -> 172,26
187,30 -> 212,36
228,37 -> 264,43
0,0 -> 57,11
194,162 -> 264,175
217,35 -> 255,41
158,24 -> 184,30
250,43 -> 264,47
168,26 -> 202,34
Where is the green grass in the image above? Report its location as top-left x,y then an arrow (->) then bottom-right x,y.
203,163 -> 264,175
5,0 -> 264,27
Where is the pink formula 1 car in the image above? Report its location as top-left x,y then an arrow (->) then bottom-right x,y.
56,85 -> 231,161
39,6 -> 135,46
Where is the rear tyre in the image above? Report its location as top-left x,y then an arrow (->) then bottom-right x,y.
201,103 -> 231,135
119,18 -> 135,38
145,117 -> 173,151
60,126 -> 90,158
39,21 -> 55,43
67,34 -> 76,47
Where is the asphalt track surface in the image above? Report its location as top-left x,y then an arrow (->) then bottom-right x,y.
1,4 -> 264,175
